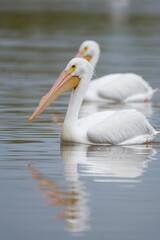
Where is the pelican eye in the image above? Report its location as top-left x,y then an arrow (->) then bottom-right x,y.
69,64 -> 77,73
83,46 -> 88,55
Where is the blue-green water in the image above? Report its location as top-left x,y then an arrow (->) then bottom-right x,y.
0,1 -> 160,239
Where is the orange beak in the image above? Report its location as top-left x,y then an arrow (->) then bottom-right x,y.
28,71 -> 80,123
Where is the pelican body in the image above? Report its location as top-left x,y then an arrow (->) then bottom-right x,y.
76,40 -> 159,103
29,58 -> 159,145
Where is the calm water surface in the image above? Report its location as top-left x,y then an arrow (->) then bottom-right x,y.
1,3 -> 160,240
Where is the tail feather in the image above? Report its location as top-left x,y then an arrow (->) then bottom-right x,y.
155,131 -> 160,135
153,88 -> 160,94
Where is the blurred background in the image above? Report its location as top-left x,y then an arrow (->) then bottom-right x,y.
0,0 -> 160,13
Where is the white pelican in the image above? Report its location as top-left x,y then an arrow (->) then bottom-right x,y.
29,58 -> 159,145
76,40 -> 159,103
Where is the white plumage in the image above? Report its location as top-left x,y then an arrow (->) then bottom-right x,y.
87,109 -> 155,145
29,58 -> 159,145
77,40 -> 159,103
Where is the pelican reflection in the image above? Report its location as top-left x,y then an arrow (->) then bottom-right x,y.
28,163 -> 90,233
61,143 -> 156,182
29,144 -> 156,233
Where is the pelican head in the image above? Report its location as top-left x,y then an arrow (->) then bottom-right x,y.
76,40 -> 100,68
28,58 -> 93,123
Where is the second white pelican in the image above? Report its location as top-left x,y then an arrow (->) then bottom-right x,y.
76,40 -> 159,103
29,58 -> 159,145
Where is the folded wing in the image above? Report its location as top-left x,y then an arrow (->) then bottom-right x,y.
87,109 -> 155,144
98,74 -> 152,102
